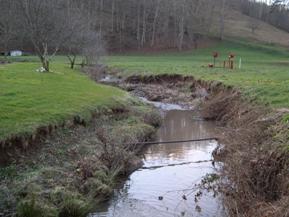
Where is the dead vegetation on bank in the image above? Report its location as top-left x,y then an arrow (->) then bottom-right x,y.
202,88 -> 289,217
0,102 -> 161,217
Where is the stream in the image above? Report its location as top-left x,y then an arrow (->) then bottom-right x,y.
90,103 -> 226,217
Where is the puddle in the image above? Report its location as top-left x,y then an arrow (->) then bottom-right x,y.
90,109 -> 225,217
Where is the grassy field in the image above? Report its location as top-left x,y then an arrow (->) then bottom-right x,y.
1,40 -> 289,140
106,40 -> 289,108
0,62 -> 128,141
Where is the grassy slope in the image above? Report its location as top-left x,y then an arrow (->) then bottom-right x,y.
210,9 -> 289,47
0,62 -> 127,140
106,40 -> 289,108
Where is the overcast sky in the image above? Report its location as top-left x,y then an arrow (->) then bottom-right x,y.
255,0 -> 273,4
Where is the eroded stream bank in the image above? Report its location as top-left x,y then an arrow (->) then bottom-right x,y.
0,101 -> 161,217
1,70 -> 289,217
97,72 -> 289,217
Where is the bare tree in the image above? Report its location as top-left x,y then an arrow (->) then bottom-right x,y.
62,3 -> 92,69
18,0 -> 77,71
65,31 -> 84,69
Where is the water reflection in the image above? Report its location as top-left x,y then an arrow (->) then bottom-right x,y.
145,110 -> 217,167
91,110 -> 225,217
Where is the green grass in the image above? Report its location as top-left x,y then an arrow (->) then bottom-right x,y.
0,62 -> 128,140
2,40 -> 289,140
106,40 -> 289,108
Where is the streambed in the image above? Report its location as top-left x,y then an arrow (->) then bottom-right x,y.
90,106 -> 226,217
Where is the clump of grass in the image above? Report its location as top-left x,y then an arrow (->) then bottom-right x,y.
49,187 -> 84,206
282,114 -> 289,123
58,199 -> 91,217
16,197 -> 58,217
82,177 -> 112,198
17,199 -> 43,217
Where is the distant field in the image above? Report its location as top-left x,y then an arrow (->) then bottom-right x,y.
107,40 -> 289,108
0,62 -> 127,140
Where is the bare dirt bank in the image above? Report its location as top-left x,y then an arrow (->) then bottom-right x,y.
120,74 -> 289,217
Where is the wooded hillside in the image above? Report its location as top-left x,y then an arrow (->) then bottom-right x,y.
1,0 -> 289,58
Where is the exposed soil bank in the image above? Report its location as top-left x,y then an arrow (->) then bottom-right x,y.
0,102 -> 161,217
0,106 -> 125,165
118,74 -> 289,217
0,105 -> 129,165
202,88 -> 289,217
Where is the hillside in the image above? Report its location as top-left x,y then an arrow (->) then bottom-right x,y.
212,9 -> 289,46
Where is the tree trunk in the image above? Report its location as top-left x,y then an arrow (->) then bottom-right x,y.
219,0 -> 226,40
40,55 -> 50,72
119,16 -> 125,52
67,55 -> 76,69
111,0 -> 115,32
137,2 -> 141,49
178,16 -> 184,51
151,0 -> 160,47
141,0 -> 146,48
36,44 -> 50,72
43,59 -> 49,72
178,4 -> 185,51
99,0 -> 104,38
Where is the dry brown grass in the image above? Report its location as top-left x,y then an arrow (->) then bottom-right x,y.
210,9 -> 289,46
202,88 -> 289,217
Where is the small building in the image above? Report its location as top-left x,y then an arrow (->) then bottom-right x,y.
9,50 -> 23,57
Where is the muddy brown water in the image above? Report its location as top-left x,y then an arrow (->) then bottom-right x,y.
90,104 -> 226,217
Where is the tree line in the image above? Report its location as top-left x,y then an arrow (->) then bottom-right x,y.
0,0 -> 231,71
0,0 -> 288,71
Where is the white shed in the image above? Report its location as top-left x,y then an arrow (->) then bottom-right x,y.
10,50 -> 23,57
